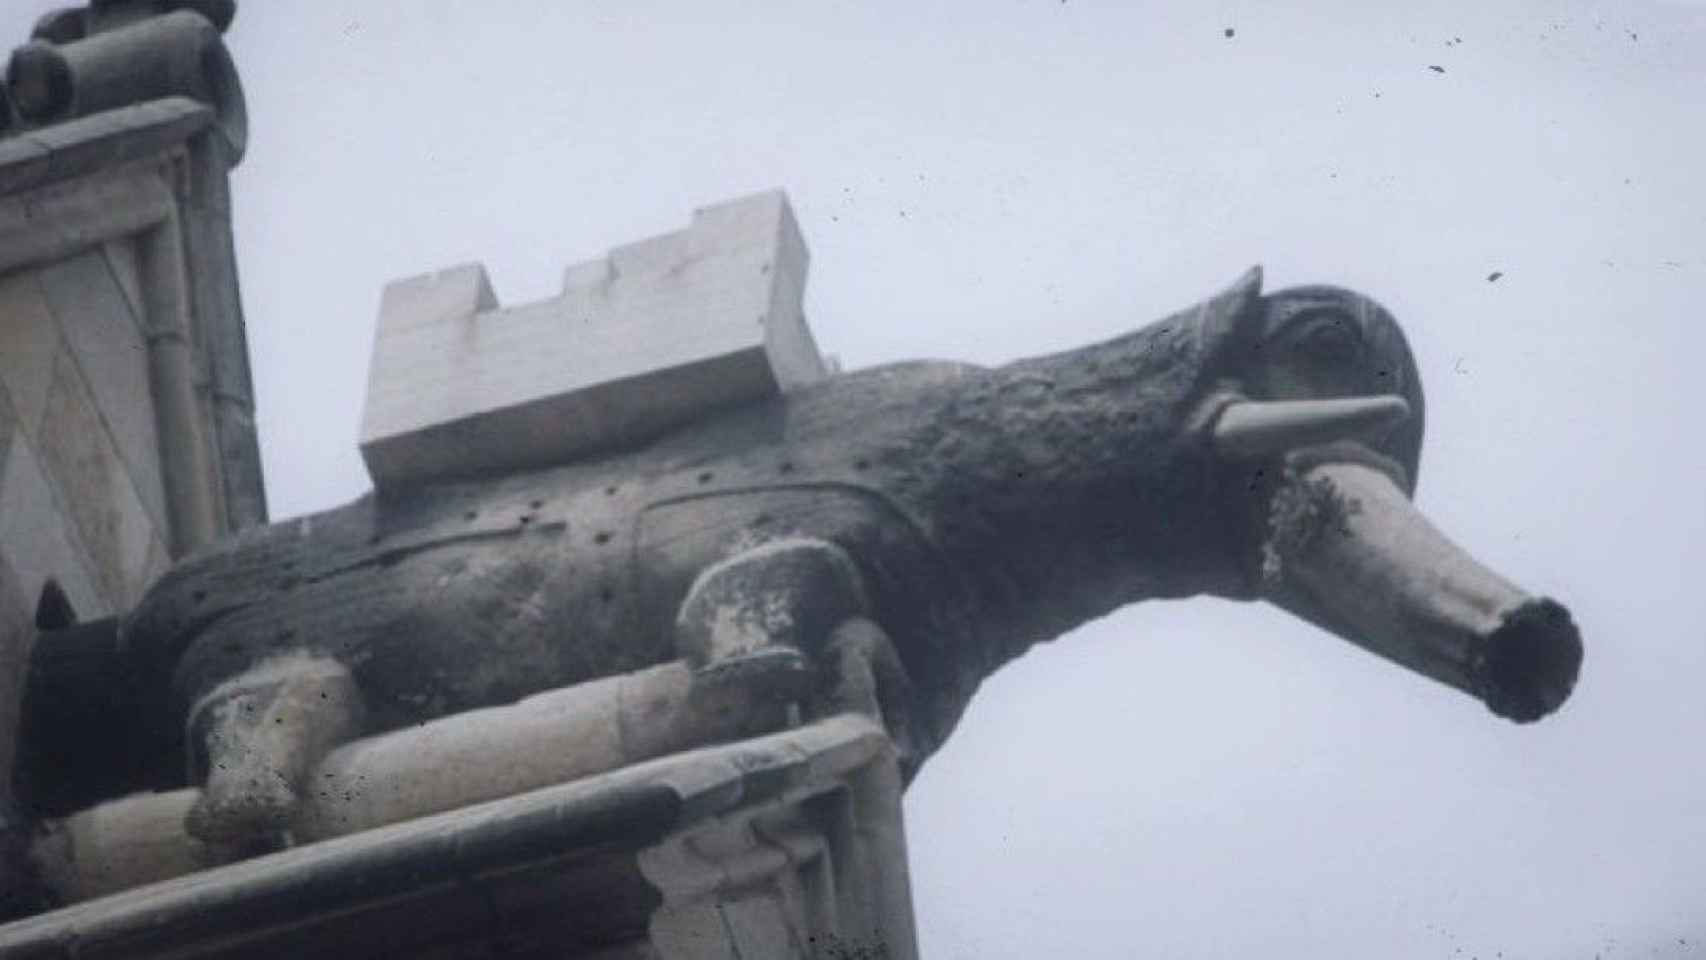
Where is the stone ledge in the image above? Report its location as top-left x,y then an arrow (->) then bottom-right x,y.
0,714 -> 912,959
0,98 -> 212,198
0,160 -> 175,275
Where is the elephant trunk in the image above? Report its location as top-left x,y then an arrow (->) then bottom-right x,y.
1261,461 -> 1581,722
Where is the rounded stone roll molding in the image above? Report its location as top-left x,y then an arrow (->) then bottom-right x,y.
3,4 -> 245,160
30,1 -> 236,45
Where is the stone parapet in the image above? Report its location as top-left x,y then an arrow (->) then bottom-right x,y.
359,190 -> 828,489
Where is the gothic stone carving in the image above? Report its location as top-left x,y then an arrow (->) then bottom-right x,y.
99,266 -> 1581,853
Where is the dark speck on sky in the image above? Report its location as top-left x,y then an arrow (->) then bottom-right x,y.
1487,271 -> 1503,282
1429,64 -> 1446,73
1224,27 -> 1235,38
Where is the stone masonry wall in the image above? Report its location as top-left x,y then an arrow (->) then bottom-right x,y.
0,1 -> 260,810
0,244 -> 176,626
0,234 -> 182,810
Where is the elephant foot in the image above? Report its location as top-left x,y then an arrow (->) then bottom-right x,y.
184,759 -> 299,846
675,537 -> 868,710
184,653 -> 365,847
673,539 -> 928,773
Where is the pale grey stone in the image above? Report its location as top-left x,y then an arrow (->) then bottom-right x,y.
0,164 -> 174,275
639,833 -> 732,908
186,655 -> 365,845
8,713 -> 917,959
101,239 -> 146,320
29,110 -> 141,183
644,901 -> 742,960
0,137 -> 52,196
130,202 -> 227,556
176,148 -> 266,532
137,532 -> 172,597
359,190 -> 827,488
288,666 -> 631,841
561,254 -> 613,290
369,260 -> 496,335
31,789 -> 237,903
638,718 -> 915,959
252,659 -> 774,844
0,437 -> 106,620
0,96 -> 209,197
0,162 -> 248,554
35,351 -> 159,608
718,892 -> 805,958
35,249 -> 169,533
0,269 -> 63,436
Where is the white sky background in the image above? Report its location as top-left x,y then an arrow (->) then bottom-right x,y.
7,1 -> 1701,955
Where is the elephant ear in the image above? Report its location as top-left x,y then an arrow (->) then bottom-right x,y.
1192,265 -> 1266,363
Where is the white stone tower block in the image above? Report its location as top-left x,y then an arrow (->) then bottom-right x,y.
359,190 -> 827,488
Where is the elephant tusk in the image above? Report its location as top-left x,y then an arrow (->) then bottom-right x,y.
1212,395 -> 1411,458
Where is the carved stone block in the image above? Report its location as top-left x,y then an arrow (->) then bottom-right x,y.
359,189 -> 827,489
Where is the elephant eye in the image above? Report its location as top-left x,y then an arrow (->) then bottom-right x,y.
1290,316 -> 1362,366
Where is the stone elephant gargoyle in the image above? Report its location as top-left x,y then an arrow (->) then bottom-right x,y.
14,266 -> 1585,863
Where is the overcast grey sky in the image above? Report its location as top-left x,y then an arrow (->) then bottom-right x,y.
8,1 -> 1701,955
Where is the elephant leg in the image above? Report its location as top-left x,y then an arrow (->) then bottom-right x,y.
820,617 -> 923,782
184,654 -> 365,846
674,538 -> 869,709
